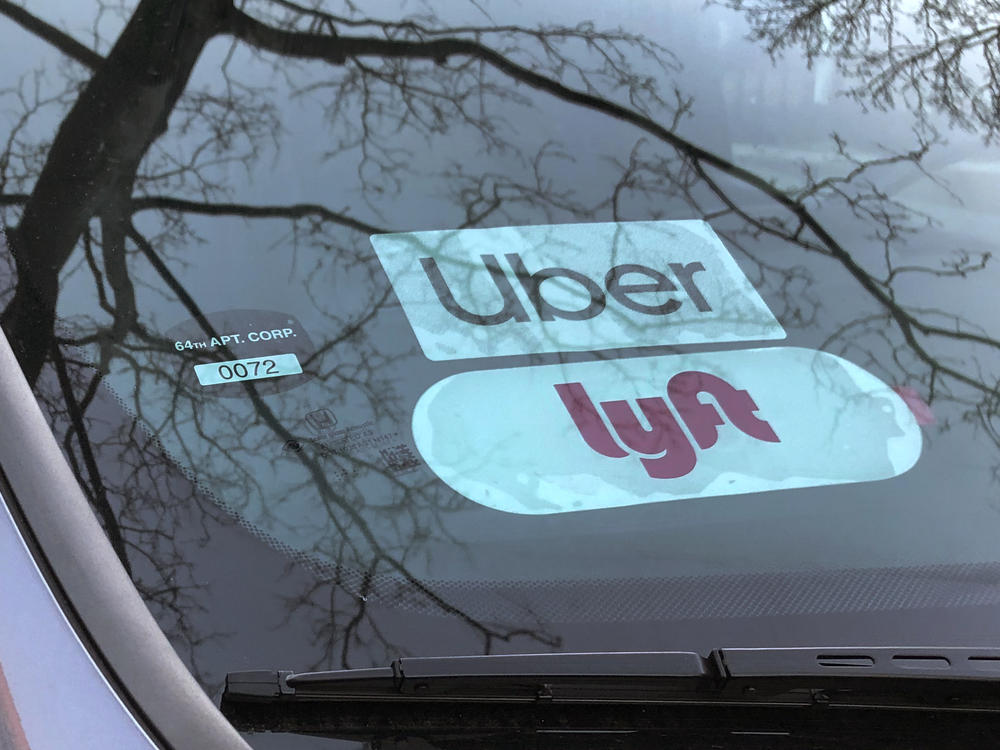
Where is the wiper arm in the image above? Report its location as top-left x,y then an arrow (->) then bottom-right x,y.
722,645 -> 1000,681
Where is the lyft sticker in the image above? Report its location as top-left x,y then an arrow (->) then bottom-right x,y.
412,347 -> 922,514
372,221 -> 785,360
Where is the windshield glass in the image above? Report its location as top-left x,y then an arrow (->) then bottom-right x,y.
2,0 -> 1000,743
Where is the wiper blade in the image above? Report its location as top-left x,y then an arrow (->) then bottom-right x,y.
224,646 -> 1000,706
227,651 -> 713,703
222,648 -> 1000,741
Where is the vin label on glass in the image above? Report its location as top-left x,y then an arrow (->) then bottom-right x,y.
195,353 -> 302,386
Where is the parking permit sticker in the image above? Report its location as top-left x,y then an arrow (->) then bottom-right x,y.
372,220 -> 785,360
412,347 -> 922,514
164,309 -> 316,398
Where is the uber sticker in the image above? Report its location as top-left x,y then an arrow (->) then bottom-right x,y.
371,220 -> 785,360
412,347 -> 922,514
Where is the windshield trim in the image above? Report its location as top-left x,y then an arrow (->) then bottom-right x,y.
0,330 -> 249,750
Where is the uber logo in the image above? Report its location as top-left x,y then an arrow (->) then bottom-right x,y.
372,220 -> 785,360
420,254 -> 712,325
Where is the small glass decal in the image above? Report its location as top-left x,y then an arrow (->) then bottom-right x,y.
163,309 -> 316,398
194,353 -> 302,386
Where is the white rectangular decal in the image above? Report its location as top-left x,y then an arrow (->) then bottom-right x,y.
371,220 -> 785,360
194,353 -> 302,386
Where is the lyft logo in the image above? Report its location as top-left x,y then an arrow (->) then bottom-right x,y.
554,372 -> 779,480
372,221 -> 785,360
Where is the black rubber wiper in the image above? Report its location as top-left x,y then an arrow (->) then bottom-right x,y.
221,647 -> 1000,739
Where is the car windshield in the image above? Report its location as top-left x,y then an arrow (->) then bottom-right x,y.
2,0 -> 1000,744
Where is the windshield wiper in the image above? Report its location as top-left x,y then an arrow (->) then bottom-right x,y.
224,645 -> 1000,705
221,647 -> 1000,741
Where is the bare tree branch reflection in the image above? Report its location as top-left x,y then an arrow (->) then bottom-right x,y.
723,0 -> 1000,141
0,0 -> 999,693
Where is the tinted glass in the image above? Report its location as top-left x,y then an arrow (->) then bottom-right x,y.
2,1 -> 1000,745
